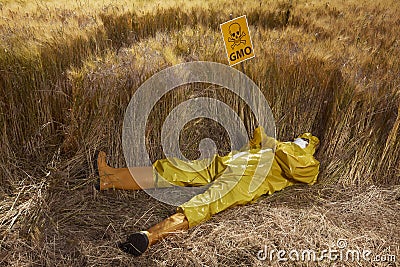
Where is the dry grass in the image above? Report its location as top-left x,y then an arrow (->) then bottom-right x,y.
1,183 -> 398,266
0,0 -> 399,266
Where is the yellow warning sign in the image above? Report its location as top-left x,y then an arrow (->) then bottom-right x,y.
220,15 -> 255,66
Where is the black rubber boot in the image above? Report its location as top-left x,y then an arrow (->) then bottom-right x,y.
118,232 -> 149,257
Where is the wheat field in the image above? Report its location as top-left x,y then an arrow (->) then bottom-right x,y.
0,0 -> 399,266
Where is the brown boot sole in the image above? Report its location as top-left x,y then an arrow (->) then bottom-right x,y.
118,232 -> 149,256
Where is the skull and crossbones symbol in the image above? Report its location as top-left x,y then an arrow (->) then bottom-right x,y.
228,22 -> 246,49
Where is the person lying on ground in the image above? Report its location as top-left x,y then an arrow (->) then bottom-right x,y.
94,126 -> 320,256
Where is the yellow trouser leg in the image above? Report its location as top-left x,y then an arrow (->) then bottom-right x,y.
153,154 -> 229,187
177,149 -> 278,227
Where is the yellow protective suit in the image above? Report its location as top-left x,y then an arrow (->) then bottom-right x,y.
152,128 -> 320,227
